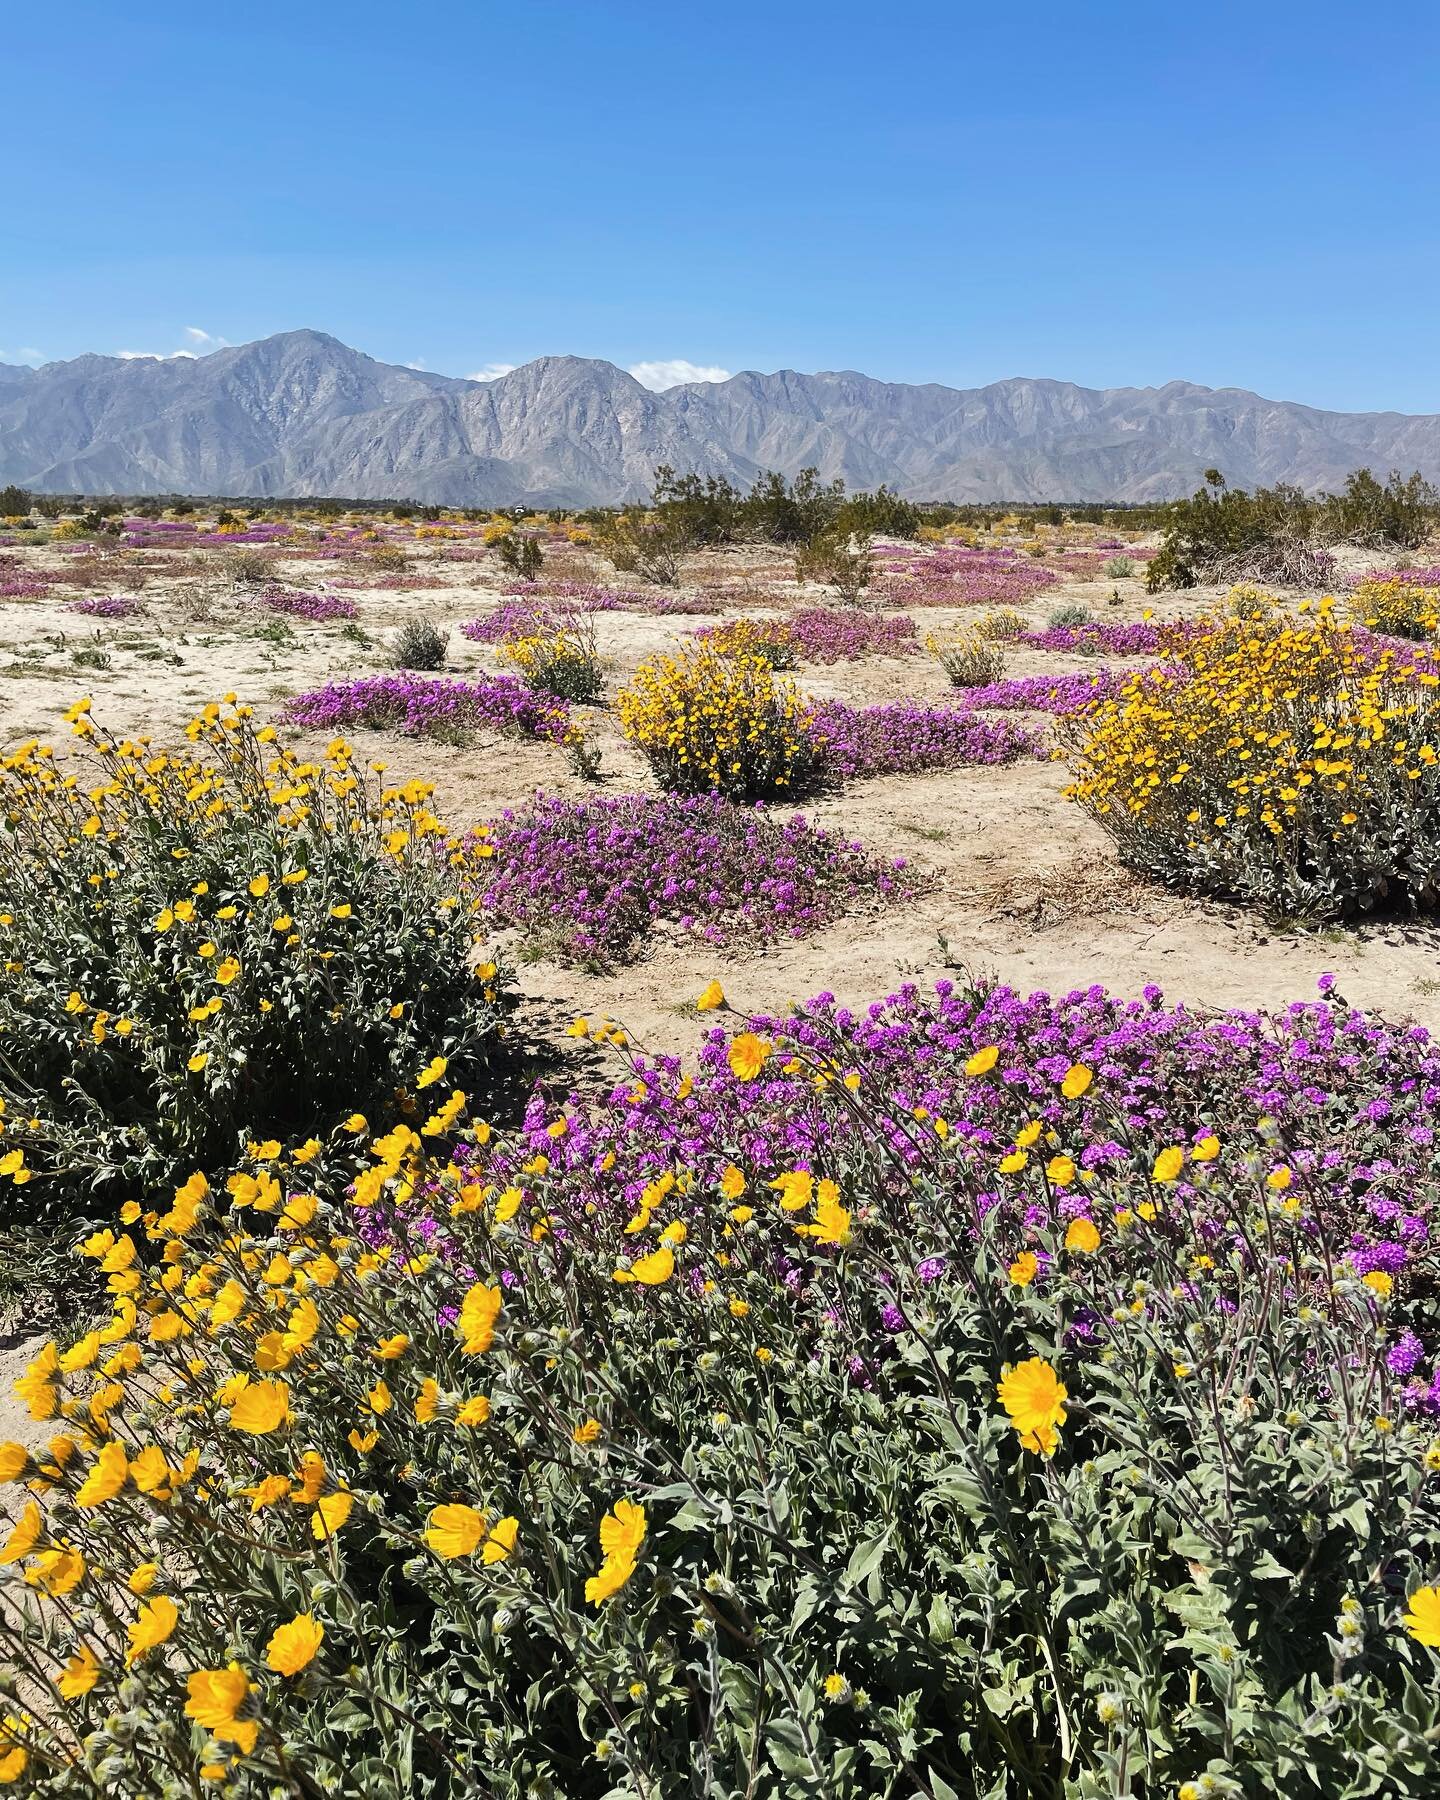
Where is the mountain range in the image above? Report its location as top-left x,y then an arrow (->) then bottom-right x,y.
3,329 -> 1439,506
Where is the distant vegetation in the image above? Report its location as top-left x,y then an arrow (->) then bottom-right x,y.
6,467 -> 1439,585
1145,467 -> 1440,590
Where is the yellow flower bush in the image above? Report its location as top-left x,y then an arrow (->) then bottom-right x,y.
1349,577 -> 1440,642
0,701 -> 513,1244
1065,594 -> 1440,915
497,614 -> 604,704
693,618 -> 797,670
616,644 -> 815,802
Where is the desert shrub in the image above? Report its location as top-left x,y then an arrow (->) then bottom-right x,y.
1063,598 -> 1440,915
650,466 -> 746,545
616,644 -> 815,802
367,543 -> 412,576
497,608 -> 604,703
926,628 -> 1006,688
1327,467 -> 1439,550
0,700 -> 514,1236
743,466 -> 845,544
394,618 -> 448,670
1146,472 -> 1334,591
473,791 -> 913,966
0,483 -> 31,518
5,979 -> 1439,1796
793,530 -> 874,604
976,607 -> 1027,640
1349,577 -> 1439,641
595,508 -> 692,585
494,532 -> 544,582
1101,555 -> 1135,578
51,519 -> 93,542
1046,602 -> 1091,630
692,617 -> 798,670
220,547 -> 277,587
833,484 -> 921,541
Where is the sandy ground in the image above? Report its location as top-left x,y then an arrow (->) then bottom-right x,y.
3,532 -> 1433,1068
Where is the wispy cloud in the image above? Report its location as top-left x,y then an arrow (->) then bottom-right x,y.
403,359 -> 426,371
466,362 -> 517,382
628,358 -> 732,391
118,349 -> 198,361
0,347 -> 45,366
184,326 -> 228,347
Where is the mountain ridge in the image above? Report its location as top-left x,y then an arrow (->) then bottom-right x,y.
3,330 -> 1438,505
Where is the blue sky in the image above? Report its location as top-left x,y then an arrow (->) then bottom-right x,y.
5,0 -> 1439,410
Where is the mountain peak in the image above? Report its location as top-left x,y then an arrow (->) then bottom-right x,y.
2,330 -> 1437,504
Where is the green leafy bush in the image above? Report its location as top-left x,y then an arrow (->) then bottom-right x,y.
394,618 -> 449,670
495,533 -> 545,581
0,701 -> 514,1233
793,530 -> 874,604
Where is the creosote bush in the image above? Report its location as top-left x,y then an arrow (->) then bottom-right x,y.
0,700 -> 514,1235
792,530 -> 874,605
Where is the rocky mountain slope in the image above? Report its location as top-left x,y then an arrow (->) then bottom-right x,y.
3,330 -> 1437,504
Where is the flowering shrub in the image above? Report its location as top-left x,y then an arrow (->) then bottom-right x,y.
283,674 -> 572,744
616,645 -> 815,802
0,702 -> 513,1235
3,976 -> 1440,1795
691,618 -> 798,670
0,575 -> 54,598
807,699 -> 1042,780
1348,578 -> 1439,641
1064,600 -> 1440,915
472,792 -> 913,965
926,627 -> 1006,688
495,605 -> 605,704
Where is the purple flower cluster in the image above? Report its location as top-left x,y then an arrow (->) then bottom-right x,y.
258,584 -> 359,622
475,792 -> 914,966
807,700 -> 1044,779
507,974 -> 1440,1383
0,576 -> 53,598
690,608 -> 921,663
1019,622 -> 1169,657
65,594 -> 142,617
1351,565 -> 1440,589
499,579 -> 652,611
876,545 -> 1059,607
282,674 -> 571,742
957,671 -> 1125,714
460,598 -> 572,645
786,608 -> 919,661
